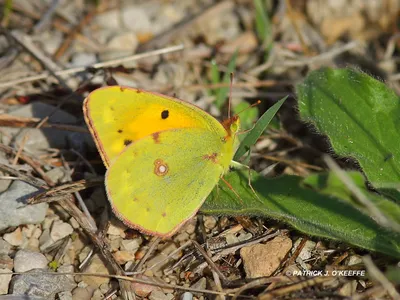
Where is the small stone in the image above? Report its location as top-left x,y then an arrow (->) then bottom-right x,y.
131,275 -> 163,297
121,6 -> 151,33
109,236 -> 122,251
174,232 -> 189,242
94,9 -> 121,30
0,268 -> 12,294
190,277 -> 206,291
91,288 -> 104,300
120,238 -> 141,251
347,255 -> 363,266
0,180 -> 48,231
22,224 -> 37,238
58,290 -> 73,300
181,292 -> 193,300
11,269 -> 76,299
149,290 -> 169,300
14,249 -> 48,272
114,250 -> 136,264
3,227 -> 25,246
240,236 -> 292,278
72,286 -> 96,300
183,220 -> 196,235
57,264 -> 74,281
293,239 -> 316,261
81,254 -> 111,287
107,221 -> 126,238
50,220 -> 73,242
0,238 -> 11,255
0,254 -> 13,270
70,52 -> 97,68
45,167 -> 68,184
203,216 -> 217,230
39,228 -> 54,251
107,32 -> 138,52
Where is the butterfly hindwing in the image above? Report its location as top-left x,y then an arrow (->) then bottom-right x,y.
105,128 -> 228,236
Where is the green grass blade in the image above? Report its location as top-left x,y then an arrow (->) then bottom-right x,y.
234,96 -> 287,161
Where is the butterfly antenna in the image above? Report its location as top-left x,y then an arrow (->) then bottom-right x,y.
235,100 -> 262,116
228,72 -> 233,119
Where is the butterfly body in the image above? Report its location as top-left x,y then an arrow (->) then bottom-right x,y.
84,86 -> 239,236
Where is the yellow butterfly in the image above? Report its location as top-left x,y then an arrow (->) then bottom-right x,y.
83,86 -> 240,237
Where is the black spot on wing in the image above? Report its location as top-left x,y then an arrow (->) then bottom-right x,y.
124,139 -> 132,146
161,110 -> 169,119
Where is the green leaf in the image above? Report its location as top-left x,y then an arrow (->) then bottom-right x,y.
234,96 -> 287,161
303,171 -> 400,232
297,68 -> 400,189
214,51 -> 238,109
203,170 -> 400,258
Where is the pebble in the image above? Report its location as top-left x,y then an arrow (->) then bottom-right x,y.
0,268 -> 12,294
81,254 -> 110,287
3,228 -> 25,247
0,254 -> 13,270
107,222 -> 126,238
70,52 -> 97,68
131,275 -> 163,297
181,292 -> 193,300
121,6 -> 152,33
11,269 -> 76,299
14,249 -> 48,272
347,255 -> 363,266
149,290 -> 169,300
120,238 -> 141,252
0,180 -> 48,231
292,239 -> 316,261
107,32 -> 138,52
0,238 -> 12,255
58,290 -> 73,300
190,277 -> 206,292
91,288 -> 104,300
72,286 -> 96,300
114,250 -> 136,264
94,9 -> 121,30
240,236 -> 292,278
50,220 -> 74,242
203,216 -> 217,230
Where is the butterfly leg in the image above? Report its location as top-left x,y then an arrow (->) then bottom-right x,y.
229,161 -> 262,203
220,176 -> 244,205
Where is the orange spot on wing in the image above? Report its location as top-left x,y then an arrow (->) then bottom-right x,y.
162,212 -> 166,217
154,159 -> 168,176
152,132 -> 160,143
203,152 -> 218,163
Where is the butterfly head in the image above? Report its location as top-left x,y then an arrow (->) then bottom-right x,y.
222,115 -> 240,137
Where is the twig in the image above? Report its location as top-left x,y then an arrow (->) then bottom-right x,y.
53,8 -> 96,59
0,44 -> 184,88
33,0 -> 62,33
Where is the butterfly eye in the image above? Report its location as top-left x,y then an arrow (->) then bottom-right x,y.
161,110 -> 169,119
